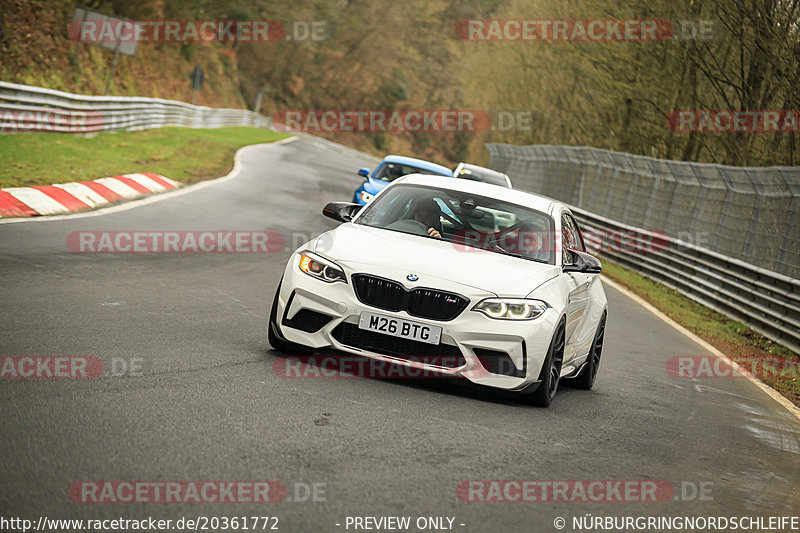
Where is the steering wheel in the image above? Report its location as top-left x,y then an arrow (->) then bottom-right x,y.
441,210 -> 473,231
385,219 -> 431,236
486,218 -> 542,252
491,218 -> 541,240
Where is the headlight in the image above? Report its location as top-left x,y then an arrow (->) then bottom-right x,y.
472,298 -> 548,320
298,251 -> 347,284
358,190 -> 374,203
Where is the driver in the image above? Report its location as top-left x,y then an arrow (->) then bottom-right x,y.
411,198 -> 443,239
386,164 -> 405,181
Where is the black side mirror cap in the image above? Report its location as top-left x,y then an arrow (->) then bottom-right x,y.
323,202 -> 362,223
563,250 -> 602,274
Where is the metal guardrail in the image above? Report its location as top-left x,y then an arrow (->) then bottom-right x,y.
575,208 -> 800,354
0,81 -> 271,133
487,144 -> 800,278
488,144 -> 800,354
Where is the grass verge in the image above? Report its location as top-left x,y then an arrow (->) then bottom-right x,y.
602,260 -> 800,407
0,127 -> 290,188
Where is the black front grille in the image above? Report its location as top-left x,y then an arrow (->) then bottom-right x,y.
351,274 -> 405,312
332,323 -> 466,368
351,274 -> 469,321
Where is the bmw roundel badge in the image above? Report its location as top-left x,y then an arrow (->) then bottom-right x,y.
407,274 -> 419,282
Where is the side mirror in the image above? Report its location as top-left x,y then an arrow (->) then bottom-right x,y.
323,202 -> 362,223
358,168 -> 370,178
563,250 -> 602,274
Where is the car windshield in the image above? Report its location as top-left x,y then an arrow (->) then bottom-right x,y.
455,166 -> 508,187
354,184 -> 555,264
373,162 -> 446,182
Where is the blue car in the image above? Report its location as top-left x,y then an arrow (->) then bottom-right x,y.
352,155 -> 452,205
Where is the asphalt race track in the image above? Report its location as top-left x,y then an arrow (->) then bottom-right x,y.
2,138 -> 799,532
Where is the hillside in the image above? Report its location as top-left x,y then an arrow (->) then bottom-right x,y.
2,0 -> 798,167
1,0 -> 247,108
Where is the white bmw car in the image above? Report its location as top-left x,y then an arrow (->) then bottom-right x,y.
269,175 -> 608,406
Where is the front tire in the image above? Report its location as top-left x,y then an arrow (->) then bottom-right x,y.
268,282 -> 316,355
565,312 -> 606,390
521,319 -> 566,407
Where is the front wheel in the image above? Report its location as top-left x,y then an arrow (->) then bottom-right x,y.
565,312 -> 606,390
268,282 -> 316,355
520,319 -> 565,407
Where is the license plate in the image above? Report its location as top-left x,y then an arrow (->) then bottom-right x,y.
358,312 -> 442,345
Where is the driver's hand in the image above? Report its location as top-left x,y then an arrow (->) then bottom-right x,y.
427,228 -> 442,238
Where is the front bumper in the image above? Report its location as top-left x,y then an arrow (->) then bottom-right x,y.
274,252 -> 559,392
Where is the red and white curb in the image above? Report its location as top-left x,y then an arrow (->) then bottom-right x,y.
0,173 -> 180,218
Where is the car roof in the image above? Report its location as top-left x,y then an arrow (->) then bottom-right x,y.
456,163 -> 508,178
454,162 -> 511,186
393,174 -> 561,215
382,155 -> 452,176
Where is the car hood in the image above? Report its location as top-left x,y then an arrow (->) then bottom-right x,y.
312,223 -> 559,297
364,178 -> 390,194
